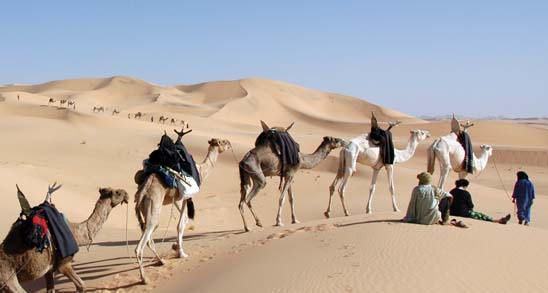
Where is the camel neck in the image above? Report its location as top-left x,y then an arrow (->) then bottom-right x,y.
300,142 -> 330,169
198,146 -> 219,181
394,133 -> 419,163
70,199 -> 112,246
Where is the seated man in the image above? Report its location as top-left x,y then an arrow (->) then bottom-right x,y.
403,172 -> 452,225
450,179 -> 511,224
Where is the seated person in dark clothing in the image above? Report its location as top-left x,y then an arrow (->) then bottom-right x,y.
449,179 -> 511,224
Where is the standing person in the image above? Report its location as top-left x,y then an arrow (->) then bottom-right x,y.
450,179 -> 511,224
512,171 -> 535,225
403,172 -> 453,225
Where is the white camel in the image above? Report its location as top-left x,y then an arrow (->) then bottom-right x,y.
325,129 -> 430,217
427,132 -> 493,189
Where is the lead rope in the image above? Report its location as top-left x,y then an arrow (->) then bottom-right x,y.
491,154 -> 517,216
125,203 -> 137,265
0,250 -> 33,290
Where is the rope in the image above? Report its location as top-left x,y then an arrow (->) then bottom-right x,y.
125,203 -> 137,265
491,154 -> 512,201
0,253 -> 34,290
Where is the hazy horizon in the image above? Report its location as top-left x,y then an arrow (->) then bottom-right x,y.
1,1 -> 546,118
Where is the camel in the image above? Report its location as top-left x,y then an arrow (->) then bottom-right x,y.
0,185 -> 129,292
67,100 -> 76,109
112,109 -> 120,115
427,132 -> 493,189
238,121 -> 346,232
93,106 -> 104,113
47,98 -> 56,106
134,112 -> 145,119
68,187 -> 129,247
133,133 -> 231,284
158,116 -> 168,124
325,129 -> 430,217
170,118 -> 177,125
59,100 -> 67,108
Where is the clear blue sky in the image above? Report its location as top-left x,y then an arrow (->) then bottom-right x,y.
1,1 -> 546,117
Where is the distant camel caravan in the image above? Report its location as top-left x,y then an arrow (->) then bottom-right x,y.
325,128 -> 430,217
93,106 -> 105,113
133,130 -> 231,284
238,121 -> 345,232
0,185 -> 128,292
427,133 -> 493,189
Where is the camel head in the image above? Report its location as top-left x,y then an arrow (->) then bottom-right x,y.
208,138 -> 232,153
99,187 -> 129,208
479,144 -> 493,156
322,136 -> 346,150
260,120 -> 294,132
410,129 -> 430,141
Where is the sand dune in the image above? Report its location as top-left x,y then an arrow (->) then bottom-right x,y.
0,76 -> 547,292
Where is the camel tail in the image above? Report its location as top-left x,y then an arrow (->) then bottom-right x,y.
134,175 -> 153,232
187,198 -> 195,220
427,140 -> 437,175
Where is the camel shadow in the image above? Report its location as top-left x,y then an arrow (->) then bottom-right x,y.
335,219 -> 403,228
92,229 -> 244,247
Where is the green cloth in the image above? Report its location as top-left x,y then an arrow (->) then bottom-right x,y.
468,210 -> 493,222
403,184 -> 452,225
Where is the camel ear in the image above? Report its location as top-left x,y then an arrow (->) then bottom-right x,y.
286,122 -> 295,132
260,120 -> 270,131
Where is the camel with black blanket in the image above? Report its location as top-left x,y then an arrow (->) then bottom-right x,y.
133,129 -> 231,284
427,117 -> 493,189
238,121 -> 346,232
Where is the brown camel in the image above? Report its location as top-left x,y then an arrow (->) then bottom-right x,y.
133,133 -> 231,284
0,186 -> 129,292
238,121 -> 346,232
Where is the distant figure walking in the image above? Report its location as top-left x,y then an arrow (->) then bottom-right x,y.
512,171 -> 535,225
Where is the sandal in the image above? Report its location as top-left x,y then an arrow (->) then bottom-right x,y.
450,219 -> 468,228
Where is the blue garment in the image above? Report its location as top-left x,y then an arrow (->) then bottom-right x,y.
512,179 -> 535,222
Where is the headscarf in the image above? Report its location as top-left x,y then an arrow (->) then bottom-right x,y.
517,171 -> 529,180
417,172 -> 433,185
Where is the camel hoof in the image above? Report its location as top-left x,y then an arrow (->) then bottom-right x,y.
275,222 -> 284,227
244,227 -> 250,232
344,212 -> 350,217
366,210 -> 372,214
141,278 -> 149,285
324,211 -> 330,218
292,219 -> 301,224
394,208 -> 401,212
156,258 -> 165,266
178,251 -> 189,258
256,222 -> 263,227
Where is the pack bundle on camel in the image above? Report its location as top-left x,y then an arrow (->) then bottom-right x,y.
133,128 -> 231,284
238,121 -> 346,232
325,123 -> 430,217
427,116 -> 493,189
0,183 -> 83,293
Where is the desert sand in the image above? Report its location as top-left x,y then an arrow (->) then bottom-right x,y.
1,76 -> 547,292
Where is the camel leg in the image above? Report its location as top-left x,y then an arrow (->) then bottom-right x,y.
2,273 -> 26,293
146,238 -> 164,265
238,182 -> 251,232
275,177 -> 293,226
338,168 -> 353,217
288,186 -> 300,224
366,168 -> 381,214
325,175 -> 340,218
385,165 -> 400,212
437,152 -> 451,189
244,174 -> 267,230
46,270 -> 55,293
58,263 -> 85,293
175,198 -> 189,258
135,199 -> 160,284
